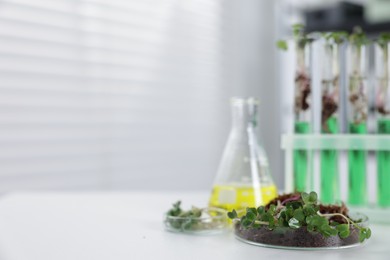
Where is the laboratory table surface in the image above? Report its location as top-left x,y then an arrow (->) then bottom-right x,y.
0,191 -> 388,260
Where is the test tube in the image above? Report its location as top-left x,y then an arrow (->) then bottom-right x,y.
320,37 -> 343,204
346,36 -> 368,206
375,38 -> 390,207
293,31 -> 313,192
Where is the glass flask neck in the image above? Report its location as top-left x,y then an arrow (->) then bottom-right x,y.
231,97 -> 258,130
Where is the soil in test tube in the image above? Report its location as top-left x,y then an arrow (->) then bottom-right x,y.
294,121 -> 310,192
321,116 -> 339,204
348,122 -> 367,205
377,118 -> 390,207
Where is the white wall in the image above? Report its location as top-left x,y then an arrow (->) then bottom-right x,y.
0,0 -> 281,191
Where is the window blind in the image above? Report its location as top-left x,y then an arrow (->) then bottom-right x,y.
0,0 -> 227,190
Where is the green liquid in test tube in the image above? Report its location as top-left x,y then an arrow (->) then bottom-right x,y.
377,118 -> 390,207
348,123 -> 367,205
320,116 -> 339,204
294,121 -> 310,192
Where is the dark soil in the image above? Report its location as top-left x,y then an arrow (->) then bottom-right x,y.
265,192 -> 300,209
295,72 -> 311,112
319,203 -> 350,224
241,193 -> 360,247
377,105 -> 390,115
321,95 -> 338,132
266,193 -> 350,222
234,223 -> 360,248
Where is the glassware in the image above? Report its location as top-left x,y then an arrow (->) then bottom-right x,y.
208,97 -> 277,211
346,41 -> 368,206
320,38 -> 342,204
375,40 -> 390,207
293,34 -> 313,192
164,207 -> 228,234
233,212 -> 369,250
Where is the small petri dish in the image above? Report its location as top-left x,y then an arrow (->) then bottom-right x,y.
164,207 -> 228,235
234,212 -> 369,250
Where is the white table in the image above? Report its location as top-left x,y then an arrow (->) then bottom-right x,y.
0,191 -> 388,260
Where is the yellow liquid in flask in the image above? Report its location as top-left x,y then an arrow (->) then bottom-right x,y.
208,184 -> 278,211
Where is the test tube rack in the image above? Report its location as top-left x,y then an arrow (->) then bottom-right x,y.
282,134 -> 390,224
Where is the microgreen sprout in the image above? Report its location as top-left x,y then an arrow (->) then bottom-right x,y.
323,31 -> 348,44
276,24 -> 313,51
292,24 -> 304,37
293,24 -> 313,49
228,191 -> 371,242
166,201 -> 202,230
276,40 -> 288,51
349,27 -> 370,47
377,32 -> 390,50
165,201 -> 227,232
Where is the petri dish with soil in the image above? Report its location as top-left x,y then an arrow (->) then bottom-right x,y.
229,192 -> 371,250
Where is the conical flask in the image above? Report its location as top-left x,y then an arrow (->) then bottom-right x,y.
209,97 -> 277,211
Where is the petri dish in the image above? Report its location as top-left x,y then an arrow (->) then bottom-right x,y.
233,212 -> 369,250
164,207 -> 228,235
